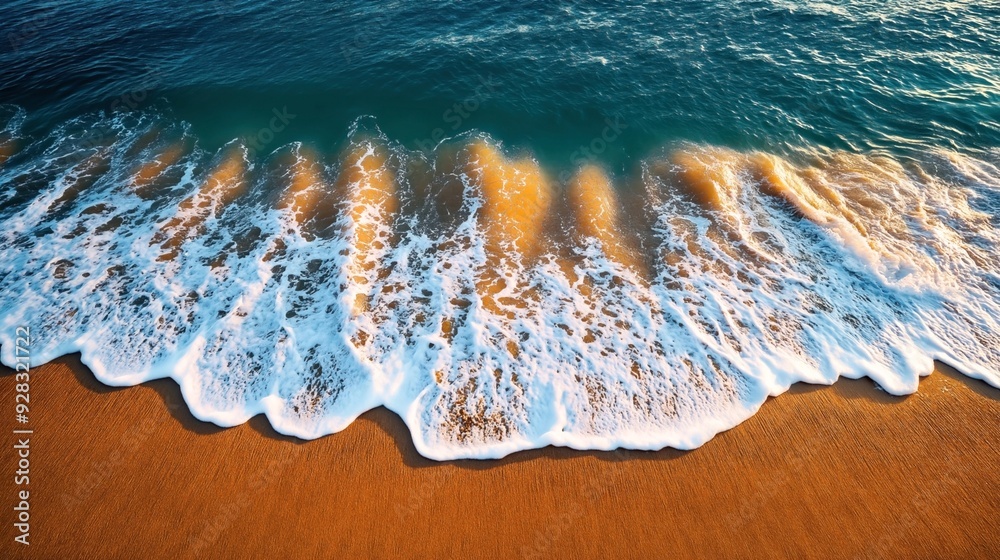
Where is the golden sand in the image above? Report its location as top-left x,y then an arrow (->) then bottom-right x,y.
46,152 -> 112,215
461,142 -> 554,318
652,149 -> 752,273
656,146 -> 960,277
335,141 -> 398,316
669,149 -> 732,211
566,165 -> 645,278
154,149 -> 248,261
465,141 -> 553,260
132,142 -> 187,198
0,137 -> 16,167
278,149 -> 326,228
1,356 -> 996,559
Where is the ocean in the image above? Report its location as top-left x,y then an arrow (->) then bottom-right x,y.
0,0 -> 997,459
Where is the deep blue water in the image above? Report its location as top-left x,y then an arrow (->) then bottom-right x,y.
2,0 -> 998,167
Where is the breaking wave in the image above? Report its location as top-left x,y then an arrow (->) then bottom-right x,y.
1,107 -> 997,459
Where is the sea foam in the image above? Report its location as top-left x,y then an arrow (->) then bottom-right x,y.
0,109 -> 997,459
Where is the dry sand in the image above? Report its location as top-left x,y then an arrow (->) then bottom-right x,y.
1,355 -> 998,559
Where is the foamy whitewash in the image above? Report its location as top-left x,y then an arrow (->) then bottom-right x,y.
1,108 -> 997,459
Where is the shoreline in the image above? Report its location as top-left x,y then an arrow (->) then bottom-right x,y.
1,354 -> 998,558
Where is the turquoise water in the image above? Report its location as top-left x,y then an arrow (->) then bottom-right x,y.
0,1 -> 998,459
3,1 -> 998,161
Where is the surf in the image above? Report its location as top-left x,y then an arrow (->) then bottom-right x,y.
0,110 -> 997,460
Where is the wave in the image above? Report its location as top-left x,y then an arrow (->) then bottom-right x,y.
0,109 -> 997,459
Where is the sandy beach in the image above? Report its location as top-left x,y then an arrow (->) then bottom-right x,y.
0,355 -> 997,559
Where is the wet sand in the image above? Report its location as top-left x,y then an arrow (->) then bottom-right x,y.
1,355 -> 998,559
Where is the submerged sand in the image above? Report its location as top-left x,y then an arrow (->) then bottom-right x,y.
0,356 -> 997,559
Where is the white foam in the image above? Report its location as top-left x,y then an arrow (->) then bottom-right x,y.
0,111 -> 997,460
